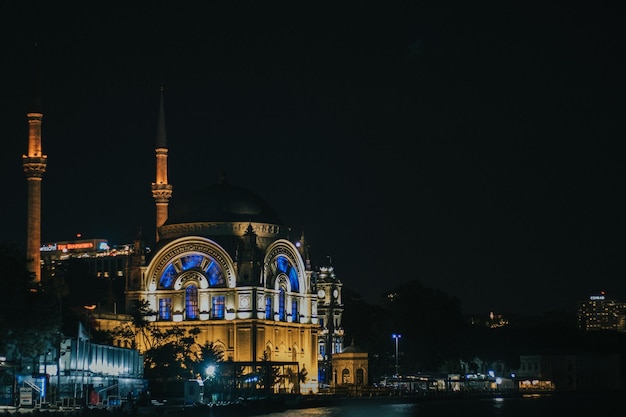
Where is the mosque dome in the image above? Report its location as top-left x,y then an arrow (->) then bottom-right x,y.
163,181 -> 283,226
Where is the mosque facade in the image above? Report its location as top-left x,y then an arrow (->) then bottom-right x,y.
93,89 -> 324,394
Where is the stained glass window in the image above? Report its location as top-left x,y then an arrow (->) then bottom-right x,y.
160,264 -> 177,288
181,254 -> 203,271
186,285 -> 198,319
159,298 -> 172,320
212,296 -> 225,319
279,288 -> 286,321
206,260 -> 225,287
158,254 -> 226,290
275,255 -> 299,293
292,299 -> 299,323
265,296 -> 272,319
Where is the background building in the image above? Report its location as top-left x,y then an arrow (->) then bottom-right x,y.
517,353 -> 623,392
314,266 -> 345,386
0,334 -> 145,408
577,292 -> 626,332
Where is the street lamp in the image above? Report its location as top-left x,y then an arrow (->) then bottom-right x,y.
392,334 -> 402,377
203,365 -> 216,404
205,365 -> 216,379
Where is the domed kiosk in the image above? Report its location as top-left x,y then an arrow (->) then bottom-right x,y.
332,341 -> 369,387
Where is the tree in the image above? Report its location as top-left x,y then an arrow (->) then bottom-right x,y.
346,278 -> 466,380
109,301 -> 229,397
0,244 -> 61,368
108,299 -> 154,350
190,341 -> 224,379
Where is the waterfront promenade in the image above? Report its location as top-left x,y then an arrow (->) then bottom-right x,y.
0,391 -> 618,417
0,389 -> 529,416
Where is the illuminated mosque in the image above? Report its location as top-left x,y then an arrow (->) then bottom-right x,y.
20,83 -> 364,399
96,88 -> 325,393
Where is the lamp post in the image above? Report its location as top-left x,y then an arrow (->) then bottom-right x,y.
392,334 -> 401,377
203,365 -> 216,404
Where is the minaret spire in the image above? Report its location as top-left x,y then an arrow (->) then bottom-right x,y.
151,86 -> 173,242
22,43 -> 47,284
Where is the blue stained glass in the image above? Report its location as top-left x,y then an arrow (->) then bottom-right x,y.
276,256 -> 289,273
265,297 -> 272,319
181,255 -> 203,271
212,296 -> 225,319
160,263 -> 176,288
206,260 -> 225,287
279,289 -> 286,321
186,285 -> 198,319
276,256 -> 299,292
289,267 -> 299,292
159,298 -> 172,320
292,299 -> 298,322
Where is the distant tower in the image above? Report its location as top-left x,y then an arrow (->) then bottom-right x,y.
22,51 -> 47,283
315,265 -> 344,386
151,86 -> 173,242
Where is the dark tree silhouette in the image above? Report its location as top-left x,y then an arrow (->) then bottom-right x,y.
0,244 -> 61,368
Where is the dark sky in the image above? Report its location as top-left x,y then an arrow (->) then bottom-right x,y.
1,1 -> 625,315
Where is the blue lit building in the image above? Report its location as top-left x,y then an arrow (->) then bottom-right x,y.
1,336 -> 145,408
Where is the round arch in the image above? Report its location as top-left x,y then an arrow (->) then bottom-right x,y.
264,239 -> 307,293
145,236 -> 237,291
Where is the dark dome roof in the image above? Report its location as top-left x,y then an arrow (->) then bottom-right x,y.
164,183 -> 282,225
341,344 -> 364,354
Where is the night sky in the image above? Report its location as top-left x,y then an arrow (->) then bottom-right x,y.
1,1 -> 625,315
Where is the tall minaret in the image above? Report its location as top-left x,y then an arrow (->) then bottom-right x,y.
22,51 -> 47,283
151,86 -> 173,242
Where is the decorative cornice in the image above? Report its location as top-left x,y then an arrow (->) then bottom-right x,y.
22,156 -> 47,178
151,183 -> 173,202
159,221 -> 288,240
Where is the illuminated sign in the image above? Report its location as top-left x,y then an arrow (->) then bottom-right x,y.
40,243 -> 57,252
40,239 -> 110,252
58,242 -> 94,251
590,295 -> 605,300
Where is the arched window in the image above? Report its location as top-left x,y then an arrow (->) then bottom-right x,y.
158,254 -> 226,289
342,368 -> 351,384
186,285 -> 198,319
356,369 -> 365,385
275,255 -> 299,293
